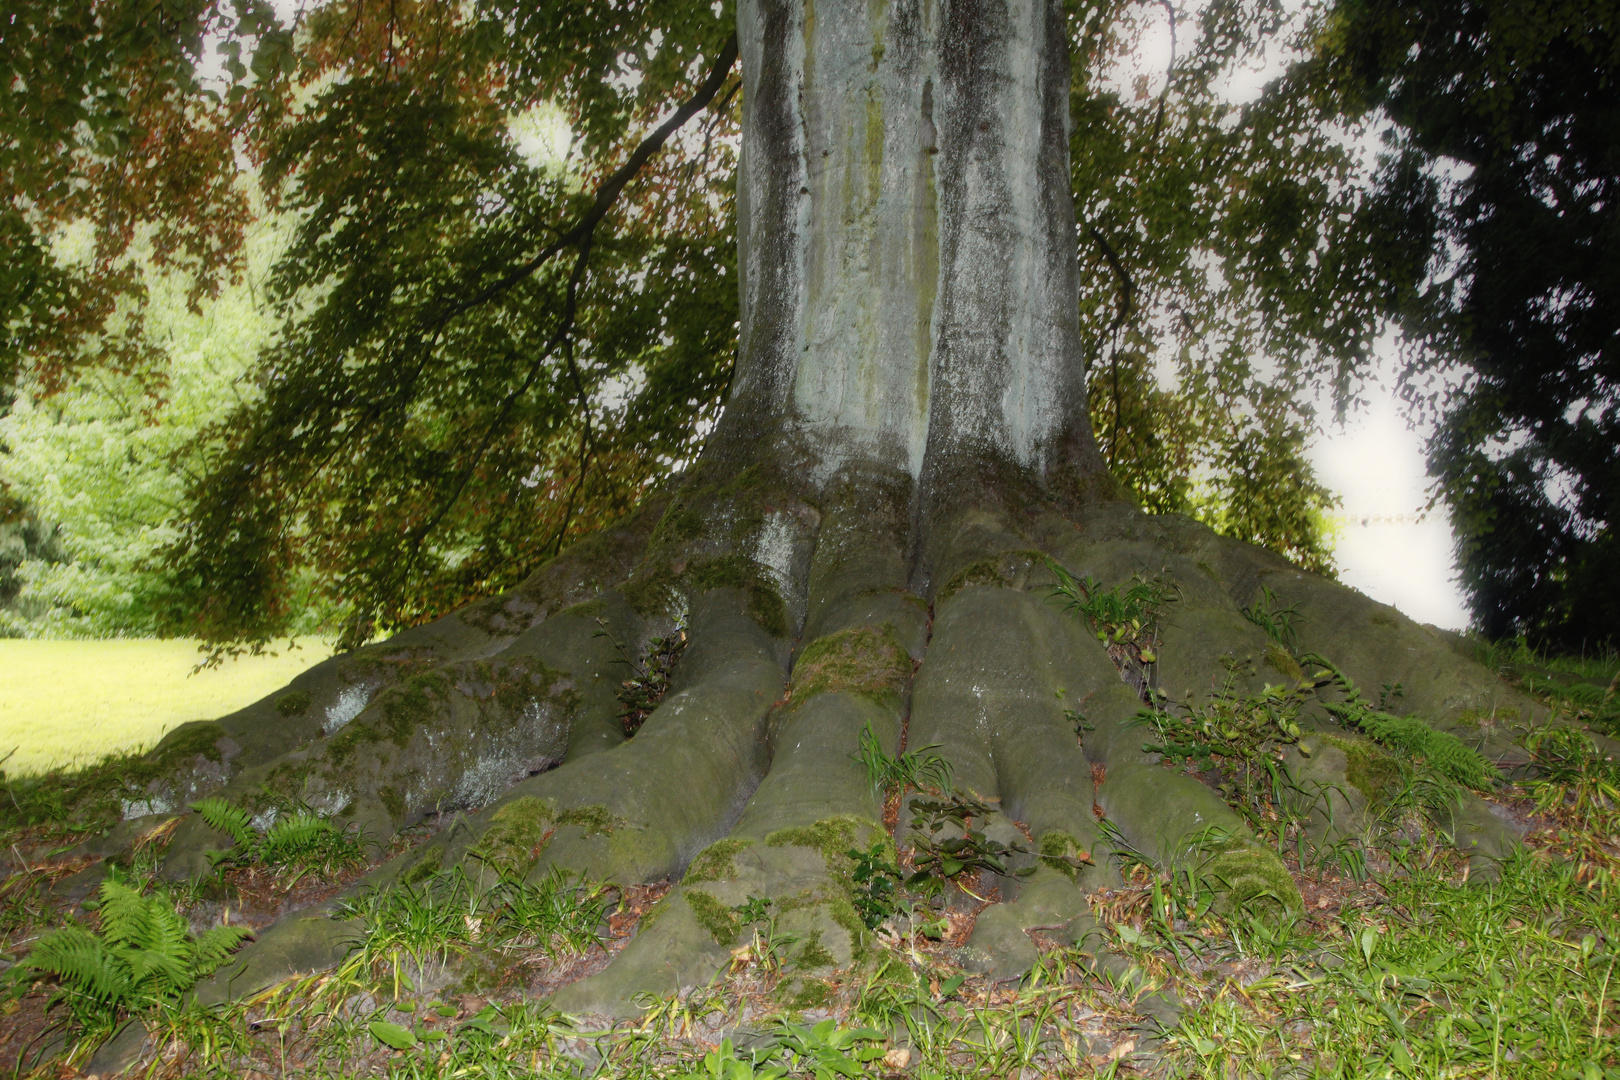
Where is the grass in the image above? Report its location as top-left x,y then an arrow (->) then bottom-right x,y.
0,638 -> 331,775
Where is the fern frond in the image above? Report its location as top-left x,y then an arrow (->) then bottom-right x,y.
95,879 -> 154,950
262,813 -> 336,859
187,925 -> 253,979
191,796 -> 254,847
21,924 -> 131,1004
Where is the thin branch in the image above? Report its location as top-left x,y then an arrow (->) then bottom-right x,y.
448,33 -> 740,321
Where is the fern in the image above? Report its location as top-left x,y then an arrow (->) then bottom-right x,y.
189,798 -> 365,880
1308,655 -> 1498,790
18,879 -> 250,1037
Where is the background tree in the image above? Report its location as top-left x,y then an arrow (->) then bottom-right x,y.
1316,0 -> 1620,647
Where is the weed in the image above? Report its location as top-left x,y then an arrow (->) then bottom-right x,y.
482,867 -> 613,955
906,793 -> 1039,892
846,841 -> 903,929
855,723 -> 952,797
1523,725 -> 1620,839
1240,584 -> 1302,652
1045,559 -> 1174,666
598,619 -> 688,737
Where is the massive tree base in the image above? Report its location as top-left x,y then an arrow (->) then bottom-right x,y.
58,461 -> 1538,1026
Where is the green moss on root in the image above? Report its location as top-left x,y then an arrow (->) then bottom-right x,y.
684,839 -> 752,884
401,846 -> 444,886
790,625 -> 911,705
793,929 -> 835,970
782,978 -> 834,1011
1264,643 -> 1303,682
765,816 -> 876,874
1200,837 -> 1302,920
685,889 -> 742,946
1037,832 -> 1088,881
475,797 -> 558,873
275,690 -> 312,717
1320,733 -> 1405,804
687,555 -> 789,638
940,549 -> 1046,600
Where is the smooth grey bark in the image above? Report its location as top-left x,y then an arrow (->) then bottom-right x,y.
722,0 -> 1103,510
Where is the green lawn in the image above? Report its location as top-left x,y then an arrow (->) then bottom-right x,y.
0,639 -> 332,776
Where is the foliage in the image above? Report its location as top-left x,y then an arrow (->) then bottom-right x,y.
0,498 -> 67,635
672,1037 -> 787,1080
0,221 -> 337,638
603,625 -> 687,738
191,796 -> 368,884
854,724 -> 953,798
1141,681 -> 1309,765
1071,0 -> 1364,575
1522,726 -> 1620,834
1311,657 -> 1499,790
845,841 -> 903,931
0,0 -> 1403,654
1315,0 -> 1620,647
773,1019 -> 887,1080
11,878 -> 249,1039
1239,584 -> 1303,652
1045,558 -> 1172,665
904,794 -> 1038,892
483,868 -> 614,955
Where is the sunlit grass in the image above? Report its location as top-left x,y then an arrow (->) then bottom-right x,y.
0,639 -> 331,776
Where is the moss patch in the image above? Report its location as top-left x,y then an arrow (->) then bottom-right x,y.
275,690 -> 312,717
400,845 -> 444,886
1321,734 -> 1404,804
686,889 -> 743,946
793,929 -> 835,971
1200,837 -> 1302,920
765,815 -> 877,874
1038,831 -> 1089,881
475,797 -> 558,874
686,555 -> 789,638
1264,643 -> 1303,682
940,549 -> 1045,600
684,838 -> 752,884
790,625 -> 911,705
782,978 -> 834,1011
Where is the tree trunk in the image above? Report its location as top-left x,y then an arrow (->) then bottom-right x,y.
101,0 -> 1534,1018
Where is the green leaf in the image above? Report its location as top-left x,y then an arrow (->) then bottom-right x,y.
369,1020 -> 419,1049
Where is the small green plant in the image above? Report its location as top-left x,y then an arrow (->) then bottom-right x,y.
846,841 -> 903,929
674,1037 -> 789,1080
1239,585 -> 1302,651
191,796 -> 367,884
598,619 -> 688,736
1522,725 -> 1620,831
855,723 -> 953,796
905,793 -> 1053,892
774,1019 -> 887,1079
483,867 -> 612,954
1140,680 -> 1309,765
1046,558 -> 1173,664
12,878 -> 249,1041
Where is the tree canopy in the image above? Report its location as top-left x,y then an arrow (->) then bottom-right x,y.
2,0 -> 1610,648
1319,0 -> 1620,648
